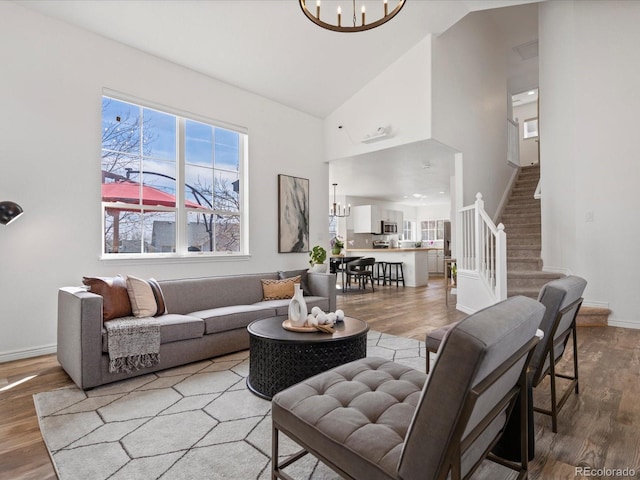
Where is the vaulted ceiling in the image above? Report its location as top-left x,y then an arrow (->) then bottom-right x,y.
17,0 -> 538,118
16,0 -> 540,206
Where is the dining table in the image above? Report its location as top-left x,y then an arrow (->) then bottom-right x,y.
330,255 -> 363,293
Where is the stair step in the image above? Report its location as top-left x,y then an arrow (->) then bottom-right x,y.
504,224 -> 541,235
504,204 -> 540,213
508,237 -> 541,246
507,287 -> 540,299
515,177 -> 539,185
508,258 -> 542,271
511,186 -> 537,195
501,212 -> 540,221
508,271 -> 563,280
507,197 -> 539,206
502,219 -> 541,227
508,271 -> 563,289
576,306 -> 610,327
507,245 -> 540,258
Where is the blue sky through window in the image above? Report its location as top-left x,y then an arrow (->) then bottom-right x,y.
102,97 -> 240,200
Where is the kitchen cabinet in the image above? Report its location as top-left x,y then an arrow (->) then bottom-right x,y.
428,249 -> 445,274
353,205 -> 381,233
353,206 -> 403,234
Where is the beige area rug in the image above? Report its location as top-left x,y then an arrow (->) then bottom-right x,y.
34,331 -> 426,480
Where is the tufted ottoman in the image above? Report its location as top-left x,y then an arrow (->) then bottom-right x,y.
272,356 -> 426,479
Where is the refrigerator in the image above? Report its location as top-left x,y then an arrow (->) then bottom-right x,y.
443,221 -> 451,258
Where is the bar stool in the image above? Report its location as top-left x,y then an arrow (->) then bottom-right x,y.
373,261 -> 386,286
384,261 -> 405,287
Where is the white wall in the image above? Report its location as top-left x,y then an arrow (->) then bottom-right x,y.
513,102 -> 539,166
417,203 -> 451,222
431,11 -> 512,217
324,36 -> 432,161
539,0 -> 640,328
0,3 -> 327,360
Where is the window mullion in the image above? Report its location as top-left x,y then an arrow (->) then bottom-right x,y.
176,118 -> 186,253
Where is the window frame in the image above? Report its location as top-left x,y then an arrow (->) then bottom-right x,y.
100,91 -> 249,260
523,117 -> 539,139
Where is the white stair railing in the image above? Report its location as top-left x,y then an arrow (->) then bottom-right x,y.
507,119 -> 520,166
459,193 -> 507,301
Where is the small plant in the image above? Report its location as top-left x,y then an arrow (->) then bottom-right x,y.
309,245 -> 327,266
330,235 -> 344,254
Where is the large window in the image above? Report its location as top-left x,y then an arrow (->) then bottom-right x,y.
101,96 -> 246,256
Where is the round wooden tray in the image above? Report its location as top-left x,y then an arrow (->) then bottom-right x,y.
282,319 -> 316,333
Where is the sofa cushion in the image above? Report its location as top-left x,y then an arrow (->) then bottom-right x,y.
101,314 -> 204,353
126,275 -> 158,317
83,275 -> 133,321
191,305 -> 278,334
261,276 -> 300,300
279,269 -> 312,296
159,273 -> 278,314
148,278 -> 167,316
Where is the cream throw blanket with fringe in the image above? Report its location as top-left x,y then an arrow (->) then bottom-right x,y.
104,317 -> 161,373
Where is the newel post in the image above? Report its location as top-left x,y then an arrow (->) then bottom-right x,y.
495,223 -> 507,300
474,193 -> 483,272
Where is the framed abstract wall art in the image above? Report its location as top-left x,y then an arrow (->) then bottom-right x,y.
278,174 -> 309,253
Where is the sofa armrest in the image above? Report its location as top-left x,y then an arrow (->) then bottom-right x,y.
57,287 -> 104,389
306,272 -> 337,312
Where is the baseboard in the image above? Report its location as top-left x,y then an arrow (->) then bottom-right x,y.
607,319 -> 640,330
582,300 -> 609,309
0,344 -> 57,363
455,303 -> 476,315
542,266 -> 572,275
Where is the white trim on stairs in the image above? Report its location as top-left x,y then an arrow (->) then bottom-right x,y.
493,166 -> 520,225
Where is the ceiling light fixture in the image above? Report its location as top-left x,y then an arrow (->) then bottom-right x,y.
330,183 -> 350,218
299,0 -> 406,33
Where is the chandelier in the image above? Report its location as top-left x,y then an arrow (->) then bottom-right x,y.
329,183 -> 350,218
299,0 -> 406,33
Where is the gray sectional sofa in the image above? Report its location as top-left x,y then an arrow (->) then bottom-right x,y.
57,271 -> 336,389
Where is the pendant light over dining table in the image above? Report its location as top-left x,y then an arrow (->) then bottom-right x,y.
330,183 -> 350,218
299,0 -> 406,33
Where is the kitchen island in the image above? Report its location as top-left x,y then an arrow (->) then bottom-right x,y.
345,248 -> 440,287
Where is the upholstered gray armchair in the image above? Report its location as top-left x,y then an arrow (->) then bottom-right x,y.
271,296 -> 545,480
426,275 -> 587,433
529,275 -> 586,432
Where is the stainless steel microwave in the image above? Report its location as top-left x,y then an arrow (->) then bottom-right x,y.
381,221 -> 398,234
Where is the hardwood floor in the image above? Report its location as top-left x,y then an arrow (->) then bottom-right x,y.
1,277 -> 638,479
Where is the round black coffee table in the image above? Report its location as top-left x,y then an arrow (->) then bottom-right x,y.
247,316 -> 369,400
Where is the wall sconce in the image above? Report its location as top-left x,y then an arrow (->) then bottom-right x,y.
0,201 -> 24,225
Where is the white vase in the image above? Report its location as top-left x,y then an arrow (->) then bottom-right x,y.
310,263 -> 328,273
288,283 -> 308,327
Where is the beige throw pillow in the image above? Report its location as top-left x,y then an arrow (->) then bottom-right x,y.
126,275 -> 158,317
261,275 -> 301,300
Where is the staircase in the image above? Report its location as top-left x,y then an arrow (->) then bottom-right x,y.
500,165 -> 563,298
499,164 -> 609,326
